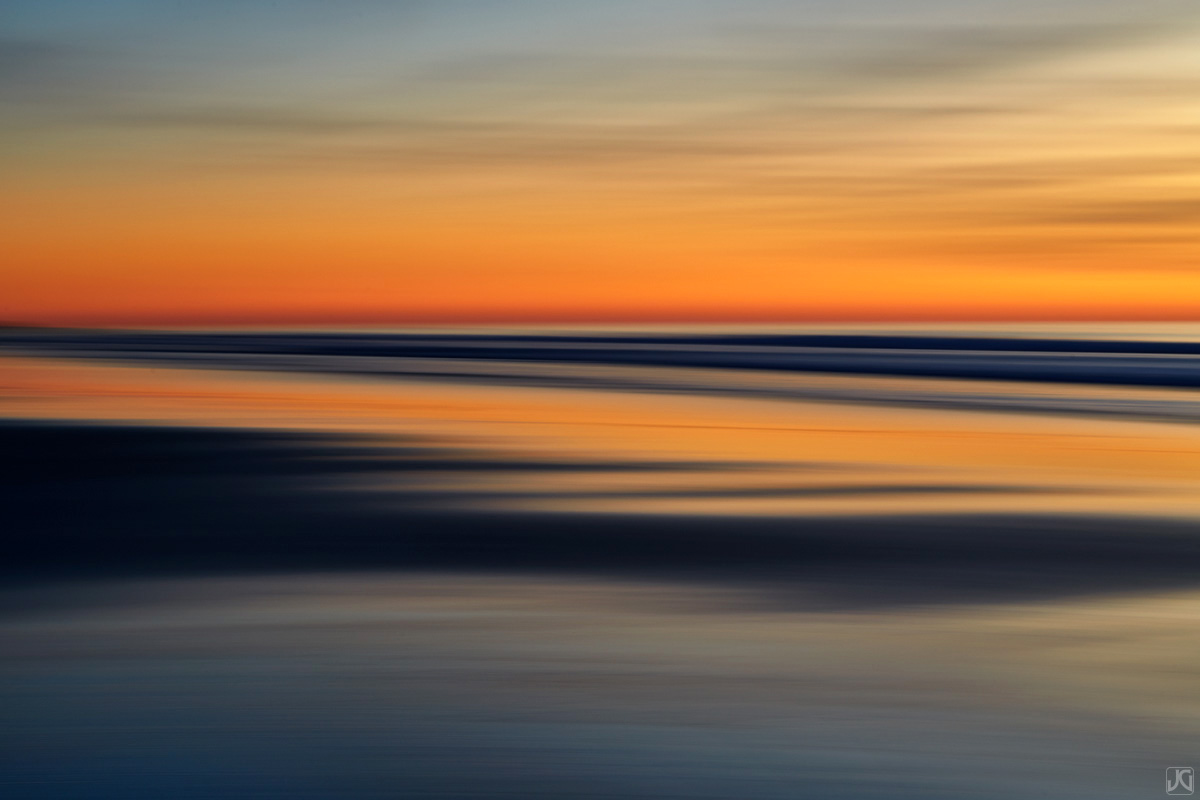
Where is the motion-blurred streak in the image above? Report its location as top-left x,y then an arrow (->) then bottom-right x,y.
5,420 -> 1200,611
7,329 -> 1200,424
11,329 -> 1200,387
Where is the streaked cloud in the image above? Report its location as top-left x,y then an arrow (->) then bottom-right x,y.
3,0 -> 1200,322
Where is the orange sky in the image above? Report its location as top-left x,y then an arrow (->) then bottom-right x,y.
3,1 -> 1200,326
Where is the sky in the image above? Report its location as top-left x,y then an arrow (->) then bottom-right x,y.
2,0 -> 1200,326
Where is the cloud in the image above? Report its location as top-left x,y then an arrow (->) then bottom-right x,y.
806,21 -> 1187,87
98,103 -> 756,173
0,38 -> 92,102
1038,198 -> 1200,226
104,106 -> 434,135
5,0 -> 1199,279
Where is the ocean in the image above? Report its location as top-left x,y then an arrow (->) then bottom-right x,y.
2,323 -> 1199,798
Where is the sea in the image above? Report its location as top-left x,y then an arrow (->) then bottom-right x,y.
2,322 -> 1199,799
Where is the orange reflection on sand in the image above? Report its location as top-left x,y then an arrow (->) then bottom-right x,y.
3,353 -> 1199,518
